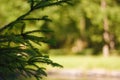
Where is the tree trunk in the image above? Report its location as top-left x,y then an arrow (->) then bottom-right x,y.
101,0 -> 110,57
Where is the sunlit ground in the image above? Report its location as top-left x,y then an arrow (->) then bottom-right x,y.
47,56 -> 120,80
49,56 -> 120,70
24,55 -> 120,80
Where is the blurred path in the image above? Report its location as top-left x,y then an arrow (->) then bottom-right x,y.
46,69 -> 120,80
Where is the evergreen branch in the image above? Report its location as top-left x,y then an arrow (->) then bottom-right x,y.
0,0 -> 70,33
33,0 -> 71,10
22,18 -> 47,21
0,0 -> 70,79
23,29 -> 53,35
22,17 -> 52,22
0,11 -> 31,33
21,22 -> 26,34
29,0 -> 34,10
0,21 -> 18,33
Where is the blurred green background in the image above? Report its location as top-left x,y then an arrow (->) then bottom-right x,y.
1,0 -> 120,80
1,0 -> 120,56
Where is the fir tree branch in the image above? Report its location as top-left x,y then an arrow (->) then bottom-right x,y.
21,16 -> 52,22
0,0 -> 69,33
33,0 -> 71,10
0,10 -> 31,33
23,29 -> 53,35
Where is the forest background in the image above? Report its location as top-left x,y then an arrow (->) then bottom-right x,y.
1,0 -> 119,56
1,0 -> 120,80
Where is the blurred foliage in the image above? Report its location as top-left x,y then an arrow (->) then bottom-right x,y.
0,0 -> 120,57
44,0 -> 120,55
